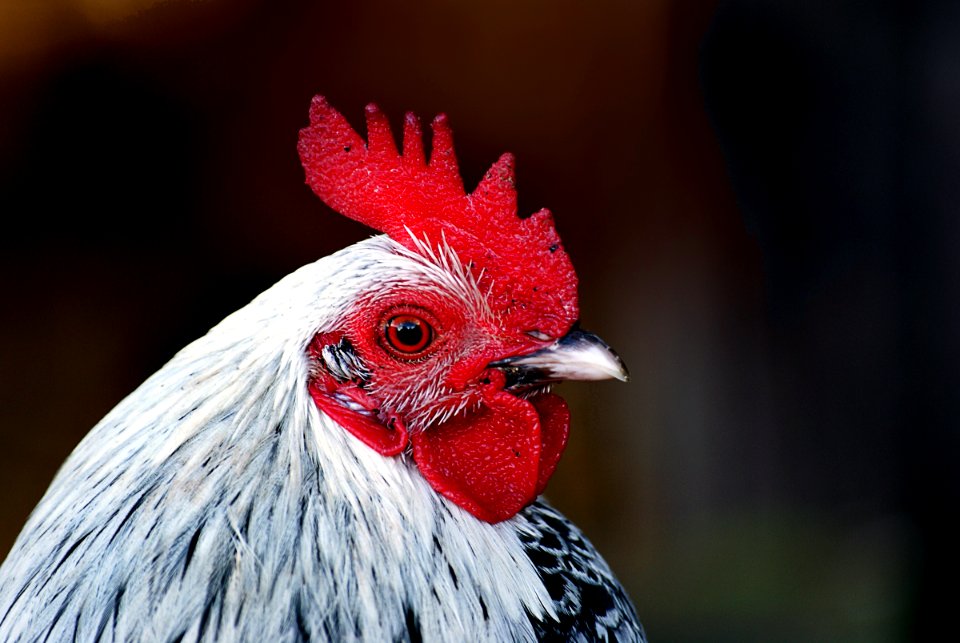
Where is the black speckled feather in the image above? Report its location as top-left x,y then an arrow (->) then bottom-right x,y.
520,502 -> 646,642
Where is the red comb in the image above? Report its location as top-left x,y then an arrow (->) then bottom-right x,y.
297,96 -> 578,338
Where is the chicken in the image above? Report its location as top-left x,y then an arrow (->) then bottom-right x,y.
0,96 -> 645,642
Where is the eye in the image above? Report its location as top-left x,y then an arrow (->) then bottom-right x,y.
385,315 -> 433,354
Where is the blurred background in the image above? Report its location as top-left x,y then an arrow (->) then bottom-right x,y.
1,0 -> 956,640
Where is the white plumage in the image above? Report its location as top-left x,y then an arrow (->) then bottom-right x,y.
0,236 -> 643,641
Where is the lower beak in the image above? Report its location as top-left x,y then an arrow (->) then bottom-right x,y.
489,327 -> 629,387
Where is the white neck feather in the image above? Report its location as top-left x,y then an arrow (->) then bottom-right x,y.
0,236 -> 554,642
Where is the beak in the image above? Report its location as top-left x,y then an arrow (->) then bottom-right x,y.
489,326 -> 629,389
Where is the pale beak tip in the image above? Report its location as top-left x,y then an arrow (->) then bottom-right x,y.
490,327 -> 631,385
611,357 -> 630,383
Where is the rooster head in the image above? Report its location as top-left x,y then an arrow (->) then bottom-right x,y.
298,96 -> 626,523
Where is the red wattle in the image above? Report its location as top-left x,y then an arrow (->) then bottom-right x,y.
530,393 -> 570,495
308,383 -> 408,456
411,391 -> 570,523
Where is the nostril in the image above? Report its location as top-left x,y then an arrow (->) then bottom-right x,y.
525,330 -> 552,342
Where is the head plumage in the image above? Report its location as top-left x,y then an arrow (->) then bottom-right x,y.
297,96 -> 578,338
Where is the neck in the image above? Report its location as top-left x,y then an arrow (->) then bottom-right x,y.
1,239 -> 553,641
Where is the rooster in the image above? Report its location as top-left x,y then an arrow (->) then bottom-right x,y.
0,96 -> 645,642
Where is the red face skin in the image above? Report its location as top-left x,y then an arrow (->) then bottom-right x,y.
307,285 -> 572,523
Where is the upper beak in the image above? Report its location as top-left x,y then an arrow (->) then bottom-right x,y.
489,326 -> 629,389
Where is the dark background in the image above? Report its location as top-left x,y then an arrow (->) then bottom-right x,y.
1,1 -> 956,640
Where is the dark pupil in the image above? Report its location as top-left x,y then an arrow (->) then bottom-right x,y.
394,320 -> 423,346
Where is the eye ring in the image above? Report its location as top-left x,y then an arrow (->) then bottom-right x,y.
384,315 -> 433,354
